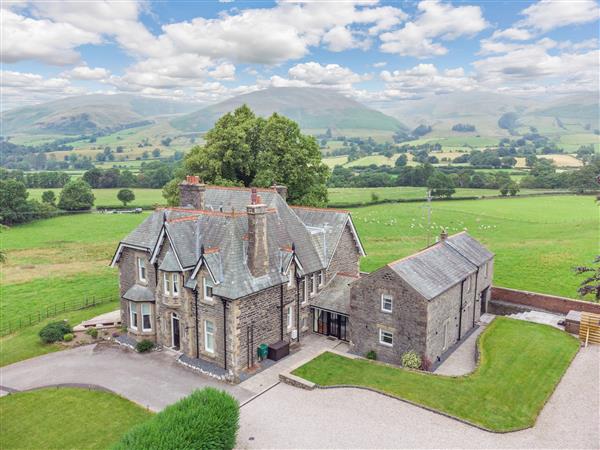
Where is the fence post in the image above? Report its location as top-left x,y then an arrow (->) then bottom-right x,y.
63,301 -> 66,312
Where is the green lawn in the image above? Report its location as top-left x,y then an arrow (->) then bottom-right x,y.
352,195 -> 597,298
293,318 -> 579,432
0,387 -> 152,449
27,188 -> 166,207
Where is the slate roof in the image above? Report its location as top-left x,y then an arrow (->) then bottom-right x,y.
123,284 -> 155,303
387,232 -> 492,301
158,249 -> 180,272
113,186 -> 361,300
311,273 -> 359,315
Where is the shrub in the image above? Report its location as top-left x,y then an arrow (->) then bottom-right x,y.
86,328 -> 99,339
366,350 -> 377,360
113,388 -> 239,450
39,321 -> 72,343
63,333 -> 74,342
370,192 -> 380,202
401,350 -> 422,369
136,340 -> 154,353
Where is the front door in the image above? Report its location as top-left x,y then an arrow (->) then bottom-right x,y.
172,313 -> 180,350
329,313 -> 339,338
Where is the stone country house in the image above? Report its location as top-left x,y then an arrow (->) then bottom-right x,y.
111,176 -> 493,379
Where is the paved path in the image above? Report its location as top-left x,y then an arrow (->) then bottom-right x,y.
434,326 -> 483,376
0,343 -> 253,411
238,345 -> 600,449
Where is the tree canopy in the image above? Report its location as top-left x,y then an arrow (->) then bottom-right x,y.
178,105 -> 330,206
58,179 -> 95,211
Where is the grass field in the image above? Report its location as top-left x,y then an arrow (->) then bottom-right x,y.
293,318 -> 579,432
327,186 -> 566,206
28,188 -> 166,207
0,387 -> 152,449
351,195 -> 597,298
0,213 -> 148,365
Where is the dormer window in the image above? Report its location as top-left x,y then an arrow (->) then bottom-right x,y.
163,272 -> 171,294
203,277 -> 214,301
137,257 -> 146,282
318,270 -> 324,287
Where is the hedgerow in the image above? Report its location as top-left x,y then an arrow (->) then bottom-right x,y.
113,388 -> 239,450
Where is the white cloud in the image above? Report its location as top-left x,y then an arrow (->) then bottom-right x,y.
518,0 -> 600,32
0,9 -> 101,65
380,0 -> 488,57
209,63 -> 236,81
1,70 -> 85,108
323,26 -> 367,52
66,65 -> 111,80
373,61 -> 387,68
490,28 -> 533,41
380,64 -> 476,96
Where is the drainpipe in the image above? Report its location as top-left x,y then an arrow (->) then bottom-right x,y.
472,268 -> 479,328
194,288 -> 199,358
296,272 -> 301,343
153,262 -> 158,288
222,298 -> 228,371
458,280 -> 464,341
279,284 -> 284,341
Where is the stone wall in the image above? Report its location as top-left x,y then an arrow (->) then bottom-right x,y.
491,286 -> 600,315
350,266 -> 428,365
326,222 -> 361,279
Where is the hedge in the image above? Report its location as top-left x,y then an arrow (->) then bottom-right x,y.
113,388 -> 239,450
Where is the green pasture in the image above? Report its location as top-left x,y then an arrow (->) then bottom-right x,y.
28,188 -> 165,207
351,195 -> 597,298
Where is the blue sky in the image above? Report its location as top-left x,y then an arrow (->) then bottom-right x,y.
1,0 -> 599,110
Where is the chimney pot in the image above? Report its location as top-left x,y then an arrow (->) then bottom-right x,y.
179,176 -> 205,209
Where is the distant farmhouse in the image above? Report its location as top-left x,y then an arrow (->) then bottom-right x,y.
111,176 -> 494,379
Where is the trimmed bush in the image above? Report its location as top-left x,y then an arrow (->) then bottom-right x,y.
136,340 -> 154,353
39,321 -> 72,343
401,350 -> 422,369
113,388 -> 239,450
366,350 -> 377,360
63,333 -> 74,342
86,328 -> 99,339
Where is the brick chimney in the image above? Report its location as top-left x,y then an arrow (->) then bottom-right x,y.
247,188 -> 269,277
179,176 -> 205,209
440,228 -> 448,241
271,184 -> 288,202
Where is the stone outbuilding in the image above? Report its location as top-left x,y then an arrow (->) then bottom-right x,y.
349,232 -> 494,367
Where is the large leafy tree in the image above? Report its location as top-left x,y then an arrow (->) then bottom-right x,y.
58,179 -> 95,211
574,256 -> 600,302
179,105 -> 330,206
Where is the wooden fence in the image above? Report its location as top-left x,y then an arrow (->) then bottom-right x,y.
0,295 -> 119,337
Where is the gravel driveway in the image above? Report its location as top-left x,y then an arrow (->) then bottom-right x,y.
238,345 -> 599,449
0,343 -> 253,411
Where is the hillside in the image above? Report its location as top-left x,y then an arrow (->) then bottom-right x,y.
1,94 -> 198,135
382,91 -> 599,136
171,87 -> 406,132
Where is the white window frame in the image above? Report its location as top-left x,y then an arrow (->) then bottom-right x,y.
300,278 -> 307,304
129,303 -> 138,330
288,265 -> 295,288
163,272 -> 170,295
318,270 -> 324,287
381,294 -> 393,313
379,329 -> 393,347
137,257 -> 146,282
203,277 -> 213,301
204,320 -> 215,353
311,273 -> 318,296
172,273 -> 179,297
465,276 -> 472,293
287,305 -> 293,330
141,303 -> 152,331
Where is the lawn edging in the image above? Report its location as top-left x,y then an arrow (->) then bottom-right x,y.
283,318 -> 580,434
